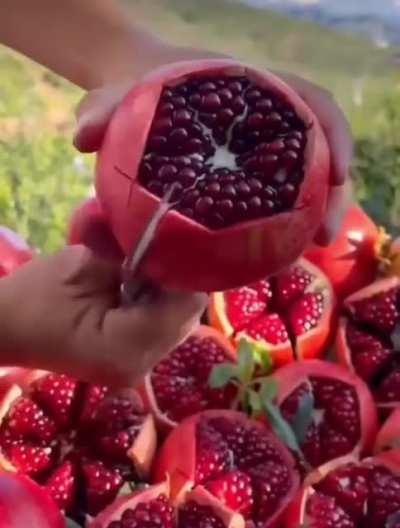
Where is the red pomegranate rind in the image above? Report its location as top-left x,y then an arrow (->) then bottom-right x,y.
0,373 -> 157,517
141,325 -> 236,430
154,409 -> 300,527
273,360 -> 378,468
0,226 -> 33,277
305,204 -> 380,300
284,451 -> 400,528
209,258 -> 335,366
68,197 -> 124,261
0,473 -> 64,528
96,59 -> 329,291
337,277 -> 400,409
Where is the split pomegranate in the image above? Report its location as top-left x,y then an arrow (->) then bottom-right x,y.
209,257 -> 335,366
0,472 -> 64,527
272,360 -> 378,468
0,373 -> 157,517
68,197 -> 124,261
305,204 -> 380,300
90,481 -> 245,528
154,409 -> 300,527
140,325 -> 236,431
336,277 -> 400,410
0,225 -> 32,277
96,59 -> 329,291
375,407 -> 400,454
284,451 -> 400,528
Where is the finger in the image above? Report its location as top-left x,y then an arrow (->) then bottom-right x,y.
278,72 -> 353,186
314,179 -> 353,246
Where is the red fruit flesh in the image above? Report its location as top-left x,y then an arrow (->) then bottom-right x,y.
209,258 -> 335,366
0,472 -> 64,528
0,373 -> 157,517
274,360 -> 378,468
336,277 -> 400,409
154,410 -> 300,527
305,203 -> 380,300
96,59 -> 329,291
284,452 -> 400,528
141,326 -> 236,430
0,225 -> 32,277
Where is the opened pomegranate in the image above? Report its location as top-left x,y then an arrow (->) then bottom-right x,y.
209,257 -> 335,366
96,59 -> 329,291
305,204 -> 380,300
272,360 -> 378,468
336,277 -> 400,410
0,225 -> 32,277
90,481 -> 245,528
68,197 -> 124,261
375,407 -> 400,454
0,472 -> 64,527
140,326 -> 236,431
284,451 -> 400,527
154,409 -> 300,527
0,373 -> 157,518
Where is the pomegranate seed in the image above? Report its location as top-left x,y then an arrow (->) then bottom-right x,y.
205,470 -> 254,516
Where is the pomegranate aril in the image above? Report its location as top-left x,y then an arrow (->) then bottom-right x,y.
97,425 -> 143,464
109,495 -> 175,528
195,420 -> 232,483
6,397 -> 58,442
205,470 -> 254,516
319,423 -> 354,462
178,501 -> 225,528
7,444 -> 53,476
45,460 -> 76,512
92,393 -> 144,434
288,292 -> 324,336
82,459 -> 124,516
376,365 -> 400,403
79,384 -> 108,428
245,313 -> 289,345
249,461 -> 291,521
368,466 -> 400,526
273,264 -> 314,308
31,373 -> 78,428
306,492 -> 356,528
348,287 -> 400,334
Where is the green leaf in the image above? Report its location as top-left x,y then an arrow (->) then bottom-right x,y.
386,511 -> 400,528
252,343 -> 273,373
291,388 -> 315,444
209,363 -> 238,389
262,398 -> 302,454
259,378 -> 278,402
66,519 -> 82,528
247,389 -> 262,415
237,339 -> 256,383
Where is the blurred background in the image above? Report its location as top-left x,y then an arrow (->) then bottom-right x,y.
1,0 -> 400,252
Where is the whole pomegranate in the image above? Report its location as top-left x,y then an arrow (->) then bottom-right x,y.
284,451 -> 400,528
305,204 -> 380,300
0,225 -> 32,277
0,472 -> 64,527
95,59 -> 329,291
336,277 -> 400,410
273,360 -> 378,469
0,373 -> 157,518
154,409 -> 300,527
209,257 -> 335,366
140,325 -> 237,431
90,481 -> 245,528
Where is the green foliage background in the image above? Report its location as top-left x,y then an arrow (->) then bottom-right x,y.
1,0 -> 400,251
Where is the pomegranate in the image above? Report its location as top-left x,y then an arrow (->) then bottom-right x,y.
272,360 -> 378,468
0,225 -> 32,277
96,59 -> 329,291
305,204 -> 380,300
375,407 -> 400,454
90,481 -> 244,528
140,325 -> 237,431
0,373 -> 157,517
284,451 -> 400,528
154,409 -> 300,527
0,472 -> 64,527
209,257 -> 335,366
68,197 -> 124,261
336,277 -> 400,410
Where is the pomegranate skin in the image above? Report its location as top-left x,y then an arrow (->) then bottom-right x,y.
96,59 -> 330,291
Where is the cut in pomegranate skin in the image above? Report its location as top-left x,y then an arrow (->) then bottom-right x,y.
95,59 -> 329,291
273,360 -> 378,469
305,204 -> 380,300
154,409 -> 300,527
140,325 -> 237,431
336,277 -> 400,410
0,373 -> 157,518
89,481 -> 245,528
0,225 -> 33,277
209,257 -> 335,366
284,451 -> 400,528
0,472 -> 64,528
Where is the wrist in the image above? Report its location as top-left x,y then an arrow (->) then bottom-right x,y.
0,276 -> 25,366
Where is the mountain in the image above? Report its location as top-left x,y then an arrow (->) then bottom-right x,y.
234,0 -> 400,46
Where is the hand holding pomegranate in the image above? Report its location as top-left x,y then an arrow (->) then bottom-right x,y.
0,245 -> 206,387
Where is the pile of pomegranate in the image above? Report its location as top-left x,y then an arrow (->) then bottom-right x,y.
2,61 -> 400,527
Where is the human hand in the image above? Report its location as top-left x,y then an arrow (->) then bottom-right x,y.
0,245 -> 206,387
